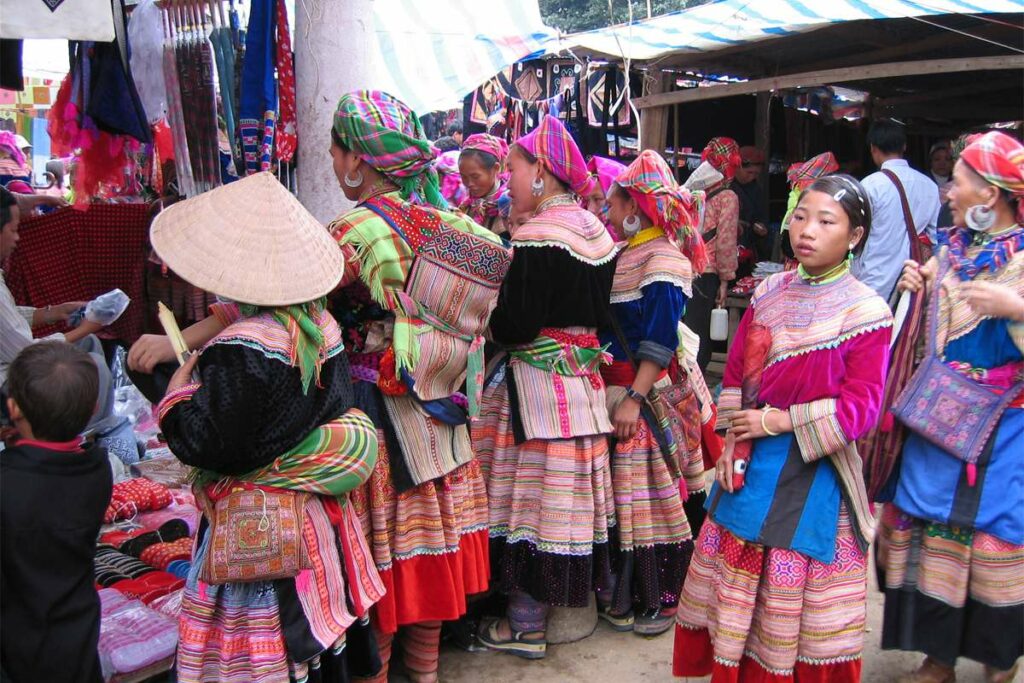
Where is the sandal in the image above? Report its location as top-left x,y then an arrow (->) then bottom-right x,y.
898,657 -> 956,683
633,610 -> 675,637
984,661 -> 1020,683
597,604 -> 635,632
477,619 -> 547,660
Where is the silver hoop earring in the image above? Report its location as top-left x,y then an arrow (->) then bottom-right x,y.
343,171 -> 364,188
965,204 -> 995,232
531,177 -> 545,197
623,214 -> 642,236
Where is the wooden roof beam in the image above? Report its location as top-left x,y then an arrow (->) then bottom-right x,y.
632,55 -> 1024,109
875,79 -> 1020,107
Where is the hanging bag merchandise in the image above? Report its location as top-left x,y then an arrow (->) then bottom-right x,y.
891,251 -> 1024,486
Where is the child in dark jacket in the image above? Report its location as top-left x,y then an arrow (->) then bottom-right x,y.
1,342 -> 113,683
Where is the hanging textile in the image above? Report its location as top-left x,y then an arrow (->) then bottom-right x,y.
587,66 -> 631,128
239,0 -> 276,175
274,0 -> 296,163
208,0 -> 239,167
128,0 -> 168,125
161,5 -> 196,197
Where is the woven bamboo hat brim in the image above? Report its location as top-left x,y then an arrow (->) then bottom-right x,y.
151,172 -> 344,307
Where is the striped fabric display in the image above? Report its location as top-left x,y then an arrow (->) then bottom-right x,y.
232,412 -> 379,497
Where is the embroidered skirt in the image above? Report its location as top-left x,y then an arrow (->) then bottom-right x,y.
878,504 -> 1024,671
349,383 -> 490,634
473,366 -> 615,608
673,505 -> 867,682
605,385 -> 693,615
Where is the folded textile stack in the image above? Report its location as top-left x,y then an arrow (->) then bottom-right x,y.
97,589 -> 178,682
104,478 -> 173,523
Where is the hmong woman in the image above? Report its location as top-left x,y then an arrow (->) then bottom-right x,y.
152,173 -> 384,683
584,156 -> 627,232
685,137 -> 741,373
327,91 -> 511,683
674,174 -> 893,682
458,133 -> 510,238
473,114 -> 619,659
596,149 -> 709,636
880,131 -> 1024,683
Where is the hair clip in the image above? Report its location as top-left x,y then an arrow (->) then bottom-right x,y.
833,189 -> 847,201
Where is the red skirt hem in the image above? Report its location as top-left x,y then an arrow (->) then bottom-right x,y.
373,529 -> 490,634
673,625 -> 862,682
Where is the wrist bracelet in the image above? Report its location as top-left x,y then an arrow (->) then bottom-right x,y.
625,387 -> 645,404
761,406 -> 781,437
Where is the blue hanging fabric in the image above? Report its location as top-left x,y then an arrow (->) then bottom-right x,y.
238,0 -> 276,176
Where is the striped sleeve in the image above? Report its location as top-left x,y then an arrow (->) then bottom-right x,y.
789,397 -> 846,462
715,386 -> 741,432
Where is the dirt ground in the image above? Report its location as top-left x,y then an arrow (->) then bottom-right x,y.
429,559 -> 1019,683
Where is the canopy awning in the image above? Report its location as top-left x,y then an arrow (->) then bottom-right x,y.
548,0 -> 1024,62
371,0 -> 558,114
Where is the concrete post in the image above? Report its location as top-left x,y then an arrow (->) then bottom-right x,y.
294,0 -> 375,224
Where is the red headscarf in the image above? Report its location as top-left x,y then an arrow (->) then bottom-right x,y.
960,131 -> 1024,223
700,137 -> 741,182
787,152 -> 839,190
616,150 -> 708,273
515,115 -> 591,195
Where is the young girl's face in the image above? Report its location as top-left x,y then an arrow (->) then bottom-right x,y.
788,190 -> 863,274
506,146 -> 543,215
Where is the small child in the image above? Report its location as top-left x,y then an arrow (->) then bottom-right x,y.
1,342 -> 113,683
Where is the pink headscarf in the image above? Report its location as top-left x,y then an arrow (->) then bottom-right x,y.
515,115 -> 591,195
0,131 -> 26,167
588,156 -> 628,196
462,133 -> 509,163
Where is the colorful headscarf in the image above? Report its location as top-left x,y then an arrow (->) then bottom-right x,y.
239,299 -> 330,394
588,156 -> 628,196
434,150 -> 468,206
333,90 -> 445,209
960,131 -> 1024,223
515,115 -> 591,195
787,151 -> 839,191
0,131 -> 26,168
700,137 -> 741,182
616,150 -> 708,273
461,133 -> 509,163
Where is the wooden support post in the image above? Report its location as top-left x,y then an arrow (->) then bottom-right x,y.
639,71 -> 671,152
754,91 -> 771,212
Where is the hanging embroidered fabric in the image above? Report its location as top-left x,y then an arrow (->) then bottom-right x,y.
239,0 -> 277,174
274,0 -> 296,163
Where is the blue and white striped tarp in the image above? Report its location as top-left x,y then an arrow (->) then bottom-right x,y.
371,0 -> 557,114
549,0 -> 1024,62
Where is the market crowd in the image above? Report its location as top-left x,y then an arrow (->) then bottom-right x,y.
1,90 -> 1022,683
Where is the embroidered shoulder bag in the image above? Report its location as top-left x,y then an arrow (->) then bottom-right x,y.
891,255 -> 1024,483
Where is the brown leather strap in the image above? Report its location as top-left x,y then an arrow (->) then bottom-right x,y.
881,169 -> 924,263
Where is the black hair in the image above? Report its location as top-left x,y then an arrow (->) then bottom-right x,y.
459,148 -> 500,169
434,136 -> 459,153
510,144 -> 570,192
330,128 -> 350,152
8,342 -> 99,441
1,185 -> 15,229
447,121 -> 463,136
867,119 -> 906,155
797,173 -> 873,255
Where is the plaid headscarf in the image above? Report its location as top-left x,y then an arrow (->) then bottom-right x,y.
616,150 -> 708,273
700,137 -> 741,182
588,156 -> 628,196
462,133 -> 509,162
333,90 -> 446,209
960,131 -> 1024,223
787,151 -> 839,190
515,115 -> 591,195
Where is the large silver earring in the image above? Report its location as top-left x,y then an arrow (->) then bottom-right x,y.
966,204 -> 995,232
623,213 -> 642,236
531,177 -> 545,197
343,171 -> 364,188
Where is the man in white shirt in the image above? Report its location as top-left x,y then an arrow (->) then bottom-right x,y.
853,120 -> 940,302
1,188 -> 110,420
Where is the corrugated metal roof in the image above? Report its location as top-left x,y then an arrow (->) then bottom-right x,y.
548,0 -> 1024,62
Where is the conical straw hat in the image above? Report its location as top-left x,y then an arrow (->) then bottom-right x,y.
151,172 -> 344,307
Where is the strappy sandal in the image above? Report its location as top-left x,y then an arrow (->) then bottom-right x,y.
984,661 -> 1020,683
597,604 -> 635,632
633,610 -> 675,637
898,657 -> 957,683
477,619 -> 547,660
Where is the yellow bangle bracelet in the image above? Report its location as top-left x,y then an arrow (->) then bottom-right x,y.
761,406 -> 782,437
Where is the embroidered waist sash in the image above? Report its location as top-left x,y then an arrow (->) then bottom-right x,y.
508,327 -> 612,385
